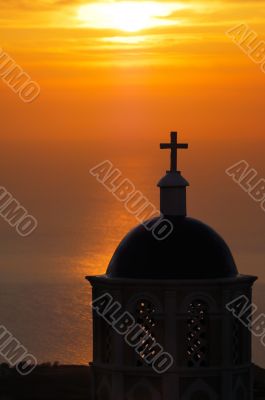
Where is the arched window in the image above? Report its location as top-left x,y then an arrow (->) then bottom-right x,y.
134,299 -> 157,367
127,380 -> 161,400
186,300 -> 208,367
183,380 -> 217,400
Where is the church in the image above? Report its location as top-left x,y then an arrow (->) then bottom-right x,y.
87,132 -> 257,400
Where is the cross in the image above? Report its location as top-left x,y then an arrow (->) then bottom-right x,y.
160,132 -> 188,172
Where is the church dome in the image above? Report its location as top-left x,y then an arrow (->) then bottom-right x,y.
106,216 -> 238,280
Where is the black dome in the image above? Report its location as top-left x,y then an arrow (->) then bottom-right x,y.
107,217 -> 238,280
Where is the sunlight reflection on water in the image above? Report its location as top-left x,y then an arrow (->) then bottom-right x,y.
0,140 -> 264,366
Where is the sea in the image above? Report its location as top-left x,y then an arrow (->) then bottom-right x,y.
0,139 -> 264,367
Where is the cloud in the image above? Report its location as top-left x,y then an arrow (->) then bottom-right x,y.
0,0 -> 264,48
1,0 -> 265,9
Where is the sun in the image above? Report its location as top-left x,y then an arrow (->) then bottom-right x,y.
77,1 -> 185,33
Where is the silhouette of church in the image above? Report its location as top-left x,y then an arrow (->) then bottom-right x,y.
87,132 -> 257,400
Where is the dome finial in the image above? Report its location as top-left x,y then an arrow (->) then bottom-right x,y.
158,131 -> 189,216
160,131 -> 188,173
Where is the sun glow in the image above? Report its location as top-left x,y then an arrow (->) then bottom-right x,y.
77,1 -> 186,33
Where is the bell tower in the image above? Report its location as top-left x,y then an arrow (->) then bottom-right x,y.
87,132 -> 257,400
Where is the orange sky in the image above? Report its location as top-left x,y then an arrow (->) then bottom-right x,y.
0,1 -> 265,366
0,0 -> 264,142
